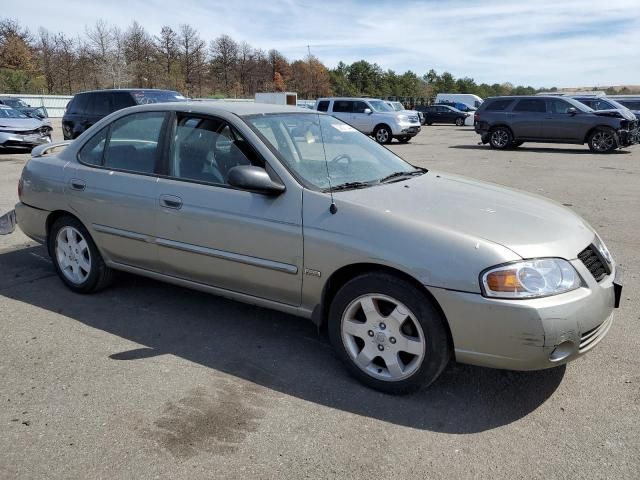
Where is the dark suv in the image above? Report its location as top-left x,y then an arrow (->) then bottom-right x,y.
417,104 -> 470,126
62,89 -> 185,140
475,96 -> 639,153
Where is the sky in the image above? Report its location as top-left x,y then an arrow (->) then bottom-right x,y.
5,0 -> 640,88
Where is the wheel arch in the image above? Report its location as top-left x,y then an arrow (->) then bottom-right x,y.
373,123 -> 392,133
583,124 -> 617,144
312,262 -> 454,350
489,123 -> 515,136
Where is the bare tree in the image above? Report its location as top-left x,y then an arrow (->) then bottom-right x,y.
155,26 -> 177,88
178,24 -> 205,97
53,33 -> 76,94
36,28 -> 55,93
210,34 -> 238,95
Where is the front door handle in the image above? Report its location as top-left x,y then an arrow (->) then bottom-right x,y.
160,194 -> 182,210
69,179 -> 86,191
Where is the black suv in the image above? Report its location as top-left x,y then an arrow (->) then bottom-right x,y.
62,89 -> 185,140
417,104 -> 470,126
474,96 -> 639,153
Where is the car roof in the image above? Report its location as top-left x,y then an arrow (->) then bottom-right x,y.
73,88 -> 181,95
316,97 -> 381,101
127,101 -> 318,116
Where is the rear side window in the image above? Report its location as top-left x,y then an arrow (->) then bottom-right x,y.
316,100 -> 329,112
88,93 -> 111,116
67,94 -> 89,115
103,112 -> 167,174
513,99 -> 546,113
78,127 -> 108,165
333,101 -> 353,113
485,99 -> 514,111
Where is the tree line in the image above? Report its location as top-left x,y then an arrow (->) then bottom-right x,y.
2,17 -> 635,101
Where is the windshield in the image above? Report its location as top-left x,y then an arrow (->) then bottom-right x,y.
0,107 -> 28,119
245,113 -> 419,190
2,98 -> 28,108
368,100 -> 393,112
390,102 -> 403,111
131,90 -> 186,105
618,100 -> 640,110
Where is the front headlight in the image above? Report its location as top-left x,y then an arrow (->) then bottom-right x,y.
397,115 -> 409,122
481,258 -> 582,299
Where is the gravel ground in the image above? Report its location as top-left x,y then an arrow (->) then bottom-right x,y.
1,119 -> 638,479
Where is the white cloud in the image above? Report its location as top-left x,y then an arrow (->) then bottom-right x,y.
5,0 -> 640,87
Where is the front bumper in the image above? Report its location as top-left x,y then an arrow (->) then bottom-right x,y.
618,127 -> 640,147
392,122 -> 421,137
0,131 -> 52,148
429,260 -> 618,371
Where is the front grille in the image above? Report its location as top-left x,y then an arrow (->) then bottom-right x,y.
579,315 -> 613,352
578,245 -> 610,282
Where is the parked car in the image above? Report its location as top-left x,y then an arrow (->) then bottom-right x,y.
10,102 -> 621,393
420,104 -> 470,126
0,96 -> 49,120
435,93 -> 483,109
62,89 -> 186,140
475,96 -> 639,153
0,105 -> 52,150
609,95 -> 640,118
570,95 -> 639,120
385,100 -> 425,125
315,97 -> 421,144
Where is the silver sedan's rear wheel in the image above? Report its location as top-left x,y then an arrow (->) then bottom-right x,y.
49,215 -> 114,293
56,226 -> 92,284
328,272 -> 451,393
341,294 -> 425,381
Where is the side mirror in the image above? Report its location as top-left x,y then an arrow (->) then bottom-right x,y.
567,107 -> 578,115
364,108 -> 372,115
227,165 -> 285,196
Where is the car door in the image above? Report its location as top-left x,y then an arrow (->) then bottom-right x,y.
66,111 -> 169,270
442,106 -> 458,123
350,101 -> 373,133
542,98 -> 585,141
508,99 -> 545,138
331,100 -> 356,128
155,112 -> 303,306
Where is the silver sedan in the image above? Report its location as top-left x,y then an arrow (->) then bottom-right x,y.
0,105 -> 52,149
12,102 -> 622,393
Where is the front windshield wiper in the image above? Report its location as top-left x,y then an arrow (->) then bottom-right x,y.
330,181 -> 377,192
379,169 -> 425,183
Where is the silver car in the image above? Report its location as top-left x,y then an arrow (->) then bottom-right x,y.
0,105 -> 52,149
12,102 -> 621,393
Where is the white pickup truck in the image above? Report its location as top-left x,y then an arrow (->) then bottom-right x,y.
315,97 -> 421,144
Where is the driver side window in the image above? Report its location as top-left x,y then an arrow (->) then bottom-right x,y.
169,115 -> 262,186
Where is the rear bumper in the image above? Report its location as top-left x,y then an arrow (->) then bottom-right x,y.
429,260 -> 617,371
15,202 -> 49,243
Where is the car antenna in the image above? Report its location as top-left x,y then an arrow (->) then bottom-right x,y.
317,114 -> 338,214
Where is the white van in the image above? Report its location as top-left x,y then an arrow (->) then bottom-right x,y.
434,93 -> 483,109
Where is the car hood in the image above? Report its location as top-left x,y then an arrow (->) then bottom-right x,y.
0,118 -> 46,131
593,109 -> 636,121
336,171 -> 594,260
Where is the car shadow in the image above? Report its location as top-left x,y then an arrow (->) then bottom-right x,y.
0,244 -> 566,434
449,145 -> 633,155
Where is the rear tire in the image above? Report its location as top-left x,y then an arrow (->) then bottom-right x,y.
328,272 -> 451,394
48,216 -> 114,293
511,140 -> 524,148
489,127 -> 513,149
426,122 -> 433,126
588,127 -> 617,153
374,125 -> 392,144
398,136 -> 410,143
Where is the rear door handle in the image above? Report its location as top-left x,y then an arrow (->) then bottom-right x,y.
69,179 -> 86,191
160,194 -> 182,210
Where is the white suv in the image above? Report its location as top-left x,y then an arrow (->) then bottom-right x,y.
315,97 -> 421,144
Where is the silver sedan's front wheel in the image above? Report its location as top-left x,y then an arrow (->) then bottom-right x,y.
56,226 -> 92,284
341,294 -> 425,381
329,272 -> 451,393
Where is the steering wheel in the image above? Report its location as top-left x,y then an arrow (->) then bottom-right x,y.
330,153 -> 352,166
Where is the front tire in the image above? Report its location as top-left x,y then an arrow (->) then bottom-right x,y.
374,125 -> 392,144
588,127 -> 617,153
328,273 -> 451,394
398,136 -> 410,143
489,127 -> 513,149
455,117 -> 465,126
49,216 -> 113,293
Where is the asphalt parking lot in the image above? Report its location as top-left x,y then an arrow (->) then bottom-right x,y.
1,119 -> 638,479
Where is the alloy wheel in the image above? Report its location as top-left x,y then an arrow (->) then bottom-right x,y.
491,129 -> 510,148
55,226 -> 92,284
591,131 -> 615,152
375,128 -> 390,143
341,294 -> 426,381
